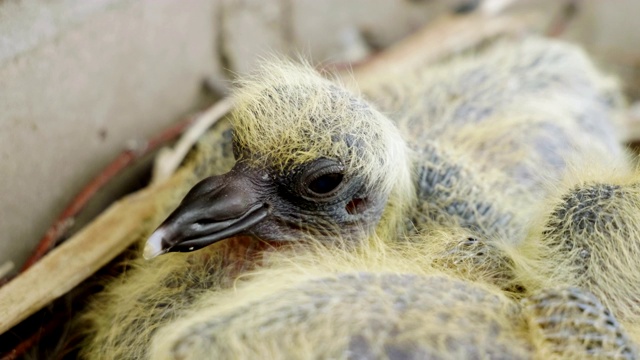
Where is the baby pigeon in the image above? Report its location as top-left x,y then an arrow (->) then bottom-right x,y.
80,35 -> 632,358
423,160 -> 640,343
144,36 -> 626,259
510,162 -> 640,342
142,239 -> 637,360
83,233 -> 638,359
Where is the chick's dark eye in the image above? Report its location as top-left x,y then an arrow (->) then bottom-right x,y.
298,158 -> 346,198
308,173 -> 344,194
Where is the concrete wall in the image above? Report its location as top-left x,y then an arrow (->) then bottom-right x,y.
0,0 -> 471,269
0,0 -> 222,270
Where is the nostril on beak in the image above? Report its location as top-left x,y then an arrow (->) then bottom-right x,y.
194,218 -> 217,226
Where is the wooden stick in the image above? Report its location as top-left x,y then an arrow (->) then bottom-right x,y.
0,171 -> 189,334
342,13 -> 532,85
0,95 -> 232,335
545,0 -> 579,37
18,116 -> 196,272
479,0 -> 521,16
152,98 -> 234,184
0,190 -> 149,333
0,312 -> 64,360
0,262 -> 13,280
623,102 -> 640,143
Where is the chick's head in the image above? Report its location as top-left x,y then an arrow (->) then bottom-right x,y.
144,62 -> 412,259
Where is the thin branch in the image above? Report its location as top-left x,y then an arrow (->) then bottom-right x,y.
479,0 -> 521,16
17,115 -> 196,273
623,102 -> 640,144
0,313 -> 64,360
0,97 -> 232,335
341,13 -> 533,85
0,262 -> 13,280
545,0 -> 579,38
0,169 -> 192,334
152,98 -> 233,184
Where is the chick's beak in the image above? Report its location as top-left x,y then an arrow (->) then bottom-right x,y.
143,166 -> 269,259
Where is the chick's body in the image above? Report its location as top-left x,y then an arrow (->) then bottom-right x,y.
80,36 -> 633,359
362,37 -> 624,241
511,167 -> 640,342
146,241 -> 637,360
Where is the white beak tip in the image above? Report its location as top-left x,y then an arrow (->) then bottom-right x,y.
143,228 -> 167,260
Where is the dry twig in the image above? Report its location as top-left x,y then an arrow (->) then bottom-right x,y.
545,0 -> 579,37
0,169 -> 191,334
0,262 -> 13,280
0,97 -> 231,335
342,13 -> 532,85
152,98 -> 234,184
17,118 -> 196,273
479,0 -> 520,15
623,102 -> 640,144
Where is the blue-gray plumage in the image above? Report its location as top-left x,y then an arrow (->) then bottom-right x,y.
80,36 -> 637,359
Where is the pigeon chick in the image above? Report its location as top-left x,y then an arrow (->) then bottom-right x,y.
144,36 -> 626,259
